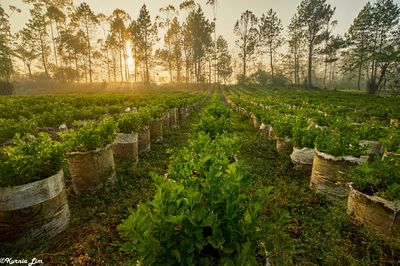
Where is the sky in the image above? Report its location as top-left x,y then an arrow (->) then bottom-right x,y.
4,0 -> 379,51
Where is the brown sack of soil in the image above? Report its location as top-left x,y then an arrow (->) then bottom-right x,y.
360,140 -> 383,161
252,116 -> 261,130
112,133 -> 139,163
268,127 -> 275,141
291,147 -> 315,173
169,108 -> 178,127
68,144 -> 116,195
138,127 -> 151,153
0,170 -> 70,248
390,119 -> 400,126
310,150 -> 367,203
150,119 -> 163,142
259,123 -> 270,136
276,138 -> 293,155
178,107 -> 186,121
347,186 -> 400,246
163,112 -> 170,131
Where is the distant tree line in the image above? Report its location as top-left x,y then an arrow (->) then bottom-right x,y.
0,0 -> 399,94
234,0 -> 400,95
0,0 -> 232,87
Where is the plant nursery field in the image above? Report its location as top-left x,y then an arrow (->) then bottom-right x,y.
1,87 -> 400,265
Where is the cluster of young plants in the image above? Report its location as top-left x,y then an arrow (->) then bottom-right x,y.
0,92 -> 204,144
314,127 -> 365,157
271,115 -> 295,140
0,117 -> 38,144
381,126 -> 400,153
117,112 -> 143,134
61,118 -> 118,153
226,89 -> 399,158
117,104 -> 171,134
118,97 -> 266,265
0,133 -> 64,187
195,99 -> 233,138
348,155 -> 400,201
291,118 -> 320,148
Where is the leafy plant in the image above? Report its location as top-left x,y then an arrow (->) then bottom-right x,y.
349,156 -> 400,201
119,133 -> 262,265
291,119 -> 319,148
272,115 -> 294,139
356,122 -> 387,141
0,117 -> 38,144
195,100 -> 233,138
61,118 -> 117,153
119,98 -> 264,265
117,112 -> 142,134
315,127 -> 365,157
381,126 -> 400,152
0,133 -> 64,187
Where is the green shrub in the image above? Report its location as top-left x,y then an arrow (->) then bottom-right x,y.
0,133 -> 64,187
117,112 -> 142,134
314,119 -> 366,157
61,118 -> 117,153
381,126 -> 400,152
118,133 -> 262,265
349,156 -> 400,201
272,116 -> 294,139
0,118 -> 38,143
195,100 -> 233,138
291,119 -> 319,148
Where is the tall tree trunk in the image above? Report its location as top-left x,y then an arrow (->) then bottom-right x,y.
357,62 -> 362,90
39,32 -> 50,78
113,56 -> 117,82
107,54 -> 111,82
168,43 -> 172,83
27,63 -> 33,81
269,44 -> 274,81
243,48 -> 247,77
50,22 -> 58,67
307,43 -> 313,88
209,59 -> 212,83
144,34 -> 149,84
323,54 -> 328,89
119,49 -> 124,82
124,47 -> 129,82
85,22 -> 93,83
176,54 -> 181,83
74,54 -> 79,83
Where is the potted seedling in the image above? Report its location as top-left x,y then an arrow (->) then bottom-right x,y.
312,124 -> 367,202
381,126 -> 400,159
347,156 -> 400,246
138,109 -> 152,153
291,119 -> 319,173
356,122 -> 385,160
149,105 -> 165,143
62,118 -> 117,195
0,133 -> 69,247
272,116 -> 294,155
114,112 -> 141,163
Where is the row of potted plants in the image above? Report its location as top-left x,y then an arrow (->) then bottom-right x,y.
225,88 -> 400,246
118,96 -> 272,265
0,97 -> 205,248
233,86 -> 400,124
0,93 -> 205,144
